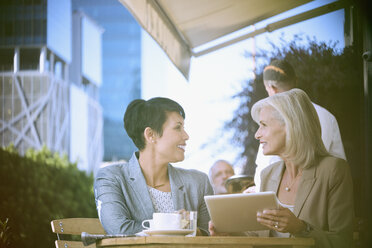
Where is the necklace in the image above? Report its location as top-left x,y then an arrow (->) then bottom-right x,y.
284,172 -> 301,192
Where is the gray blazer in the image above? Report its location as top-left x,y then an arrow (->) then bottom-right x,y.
261,156 -> 354,248
94,152 -> 213,235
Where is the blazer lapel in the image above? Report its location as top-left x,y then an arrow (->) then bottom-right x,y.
265,161 -> 285,193
294,165 -> 316,217
168,164 -> 187,211
127,153 -> 154,216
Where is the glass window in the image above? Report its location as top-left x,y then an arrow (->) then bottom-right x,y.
0,48 -> 14,71
20,48 -> 39,70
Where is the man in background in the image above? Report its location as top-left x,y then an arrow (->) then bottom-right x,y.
209,160 -> 235,194
254,59 -> 346,191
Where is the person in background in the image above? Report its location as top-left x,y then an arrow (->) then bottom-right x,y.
209,160 -> 235,194
209,89 -> 354,248
254,59 -> 346,191
94,97 -> 213,235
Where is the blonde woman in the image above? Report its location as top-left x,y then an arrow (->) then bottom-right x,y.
210,89 -> 353,248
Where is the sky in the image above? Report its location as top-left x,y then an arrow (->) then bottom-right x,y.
141,0 -> 345,175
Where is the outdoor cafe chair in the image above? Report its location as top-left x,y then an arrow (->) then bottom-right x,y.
51,218 -> 105,248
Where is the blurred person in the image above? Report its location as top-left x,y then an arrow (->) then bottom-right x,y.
209,160 -> 235,194
209,89 -> 354,248
254,59 -> 346,191
94,97 -> 213,235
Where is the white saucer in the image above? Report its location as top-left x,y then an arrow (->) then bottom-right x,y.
143,229 -> 194,236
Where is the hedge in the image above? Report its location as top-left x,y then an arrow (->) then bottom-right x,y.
0,146 -> 98,248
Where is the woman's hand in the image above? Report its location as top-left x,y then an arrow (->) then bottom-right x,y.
256,206 -> 306,234
208,221 -> 231,236
208,221 -> 245,236
208,221 -> 218,236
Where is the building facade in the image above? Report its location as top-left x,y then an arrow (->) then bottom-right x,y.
72,0 -> 141,162
0,0 -> 103,172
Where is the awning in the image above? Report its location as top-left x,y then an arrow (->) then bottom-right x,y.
119,0 -> 345,80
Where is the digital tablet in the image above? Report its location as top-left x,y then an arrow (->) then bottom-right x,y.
204,191 -> 279,232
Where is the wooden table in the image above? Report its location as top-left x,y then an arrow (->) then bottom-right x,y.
97,236 -> 315,248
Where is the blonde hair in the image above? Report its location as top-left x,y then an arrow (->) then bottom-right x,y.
251,88 -> 328,169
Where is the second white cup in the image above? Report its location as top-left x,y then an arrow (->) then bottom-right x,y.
142,212 -> 182,230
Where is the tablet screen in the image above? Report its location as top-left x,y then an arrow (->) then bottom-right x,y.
205,191 -> 279,232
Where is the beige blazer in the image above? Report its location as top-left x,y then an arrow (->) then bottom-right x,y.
260,156 -> 354,248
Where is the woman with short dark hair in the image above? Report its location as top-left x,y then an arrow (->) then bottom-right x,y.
95,97 -> 213,235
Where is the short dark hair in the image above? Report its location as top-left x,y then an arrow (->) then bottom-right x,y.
123,97 -> 185,150
263,59 -> 296,88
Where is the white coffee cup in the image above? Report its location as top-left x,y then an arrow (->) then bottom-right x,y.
142,213 -> 182,230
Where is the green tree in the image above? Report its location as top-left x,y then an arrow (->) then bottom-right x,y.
0,145 -> 98,248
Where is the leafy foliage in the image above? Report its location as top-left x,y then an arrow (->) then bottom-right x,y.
0,145 -> 98,248
0,218 -> 12,248
227,35 -> 363,178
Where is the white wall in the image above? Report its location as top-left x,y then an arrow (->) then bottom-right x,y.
70,84 -> 89,171
82,16 -> 103,86
47,0 -> 72,63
